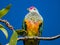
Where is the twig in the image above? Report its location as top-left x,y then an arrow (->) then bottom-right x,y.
0,19 -> 14,30
18,35 -> 60,40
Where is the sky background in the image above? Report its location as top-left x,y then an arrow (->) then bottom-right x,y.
0,0 -> 60,45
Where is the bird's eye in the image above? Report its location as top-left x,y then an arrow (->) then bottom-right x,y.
34,9 -> 36,10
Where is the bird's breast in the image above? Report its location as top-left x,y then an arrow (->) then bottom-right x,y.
25,20 -> 41,36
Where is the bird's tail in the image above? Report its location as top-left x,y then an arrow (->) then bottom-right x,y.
23,40 -> 40,45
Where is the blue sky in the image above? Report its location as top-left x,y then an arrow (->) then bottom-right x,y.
0,0 -> 60,45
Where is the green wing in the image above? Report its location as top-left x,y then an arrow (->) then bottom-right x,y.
39,22 -> 43,36
0,4 -> 11,18
22,19 -> 27,30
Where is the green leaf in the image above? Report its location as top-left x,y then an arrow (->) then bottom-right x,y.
9,30 -> 18,45
16,29 -> 27,36
0,4 -> 11,18
0,24 -> 8,39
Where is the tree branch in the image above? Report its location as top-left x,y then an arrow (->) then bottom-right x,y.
18,35 -> 60,40
0,19 -> 60,41
0,19 -> 14,30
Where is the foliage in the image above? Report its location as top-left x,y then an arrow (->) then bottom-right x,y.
0,4 -> 18,45
9,30 -> 18,45
0,4 -> 11,18
0,24 -> 8,39
16,29 -> 26,36
0,24 -> 18,45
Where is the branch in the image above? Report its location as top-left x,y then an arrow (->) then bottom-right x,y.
0,19 -> 14,30
0,19 -> 60,41
18,35 -> 60,40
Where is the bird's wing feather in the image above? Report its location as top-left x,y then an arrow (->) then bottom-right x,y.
22,20 -> 27,30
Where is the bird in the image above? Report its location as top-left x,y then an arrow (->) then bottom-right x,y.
0,4 -> 11,18
23,6 -> 43,45
16,6 -> 43,45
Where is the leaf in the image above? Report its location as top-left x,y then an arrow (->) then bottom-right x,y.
9,30 -> 18,45
16,29 -> 27,36
0,4 -> 11,18
0,24 -> 8,39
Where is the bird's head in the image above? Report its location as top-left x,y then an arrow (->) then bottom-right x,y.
27,6 -> 38,12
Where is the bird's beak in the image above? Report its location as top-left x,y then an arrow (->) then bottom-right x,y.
27,8 -> 29,10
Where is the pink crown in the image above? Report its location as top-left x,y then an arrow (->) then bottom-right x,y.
29,6 -> 35,10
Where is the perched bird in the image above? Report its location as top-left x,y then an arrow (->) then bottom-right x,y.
16,6 -> 43,45
22,6 -> 43,45
0,4 -> 11,18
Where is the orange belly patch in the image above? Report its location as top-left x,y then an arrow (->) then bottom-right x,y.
25,20 -> 41,36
